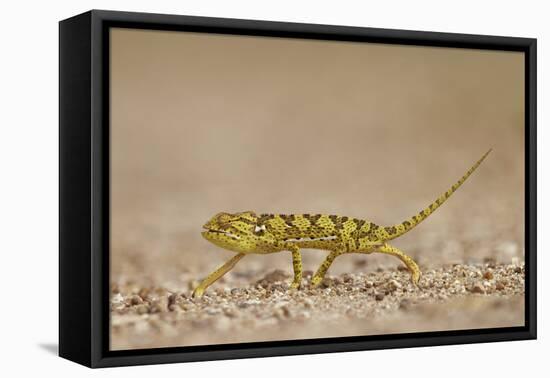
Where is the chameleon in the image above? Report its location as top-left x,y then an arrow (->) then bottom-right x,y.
192,149 -> 492,298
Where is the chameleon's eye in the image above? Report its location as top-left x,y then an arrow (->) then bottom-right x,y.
254,224 -> 267,234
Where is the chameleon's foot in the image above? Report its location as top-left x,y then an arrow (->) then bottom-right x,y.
289,281 -> 301,290
310,275 -> 323,288
377,243 -> 421,288
191,253 -> 246,299
192,287 -> 204,298
411,269 -> 421,287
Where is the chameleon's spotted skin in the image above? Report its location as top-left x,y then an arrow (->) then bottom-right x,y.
192,149 -> 492,298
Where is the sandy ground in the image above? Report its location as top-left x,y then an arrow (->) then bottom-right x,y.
109,29 -> 525,350
111,263 -> 524,350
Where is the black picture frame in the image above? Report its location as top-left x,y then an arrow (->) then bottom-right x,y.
59,9 -> 537,368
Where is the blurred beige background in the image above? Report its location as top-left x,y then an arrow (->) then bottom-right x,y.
110,28 -> 524,349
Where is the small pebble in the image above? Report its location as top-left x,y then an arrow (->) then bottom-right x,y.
399,298 -> 411,309
138,288 -> 150,299
206,308 -> 221,316
342,273 -> 354,283
388,279 -> 402,291
321,278 -> 334,288
471,283 -> 485,294
111,293 -> 124,304
223,308 -> 237,318
135,304 -> 149,315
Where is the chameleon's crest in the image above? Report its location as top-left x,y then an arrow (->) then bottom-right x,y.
202,211 -> 264,253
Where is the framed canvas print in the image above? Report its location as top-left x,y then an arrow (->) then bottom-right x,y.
59,10 -> 537,368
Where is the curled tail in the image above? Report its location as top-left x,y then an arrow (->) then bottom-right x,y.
383,149 -> 492,241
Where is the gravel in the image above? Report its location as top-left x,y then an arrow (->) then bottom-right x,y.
110,262 -> 524,350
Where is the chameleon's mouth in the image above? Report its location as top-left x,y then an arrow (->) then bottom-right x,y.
203,228 -> 241,240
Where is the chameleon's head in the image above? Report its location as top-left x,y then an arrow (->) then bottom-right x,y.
202,211 -> 264,253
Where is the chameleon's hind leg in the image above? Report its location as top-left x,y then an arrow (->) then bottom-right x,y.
192,253 -> 246,298
288,245 -> 303,289
311,250 -> 342,287
376,243 -> 421,286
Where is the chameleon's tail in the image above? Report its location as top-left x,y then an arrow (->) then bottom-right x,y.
383,148 -> 492,241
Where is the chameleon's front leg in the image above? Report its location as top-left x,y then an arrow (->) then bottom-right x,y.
311,250 -> 341,287
377,243 -> 421,285
288,244 -> 303,289
192,253 -> 246,298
